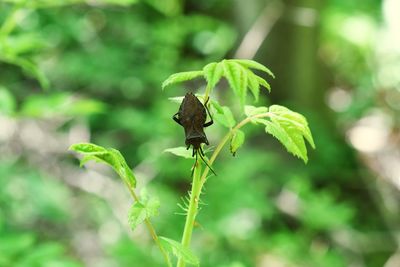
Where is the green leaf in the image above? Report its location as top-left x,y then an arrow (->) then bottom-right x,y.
255,75 -> 271,92
209,99 -> 224,114
69,143 -> 137,188
159,237 -> 199,266
0,86 -> 16,115
128,202 -> 147,231
230,129 -> 245,156
258,105 -> 315,163
145,197 -> 160,218
164,147 -> 193,159
213,106 -> 236,128
203,62 -> 223,89
222,60 -> 247,107
234,59 -> 275,78
244,105 -> 269,117
269,105 -> 315,149
162,71 -> 204,90
128,195 -> 160,231
264,120 -> 306,161
246,70 -> 260,101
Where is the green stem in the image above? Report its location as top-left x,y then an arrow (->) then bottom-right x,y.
176,161 -> 202,267
176,112 -> 271,267
124,180 -> 172,267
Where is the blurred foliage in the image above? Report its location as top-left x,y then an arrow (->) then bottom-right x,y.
0,0 -> 399,267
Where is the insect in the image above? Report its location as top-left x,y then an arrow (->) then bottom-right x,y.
173,92 -> 216,175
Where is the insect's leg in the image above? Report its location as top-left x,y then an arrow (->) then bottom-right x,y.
198,150 -> 217,176
203,103 -> 213,127
172,113 -> 182,125
199,146 -> 205,156
192,148 -> 196,157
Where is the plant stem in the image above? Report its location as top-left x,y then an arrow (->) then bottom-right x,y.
176,161 -> 202,267
124,180 -> 172,267
176,112 -> 271,267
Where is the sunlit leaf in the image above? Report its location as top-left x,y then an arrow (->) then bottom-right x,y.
230,129 -> 245,156
162,71 -> 204,90
246,70 -> 260,101
234,59 -> 275,78
269,105 -> 315,149
256,105 -> 315,163
203,62 -> 223,89
222,60 -> 247,107
164,147 -> 193,159
159,237 -> 199,266
244,105 -> 269,117
69,143 -> 137,188
255,75 -> 271,92
213,106 -> 236,128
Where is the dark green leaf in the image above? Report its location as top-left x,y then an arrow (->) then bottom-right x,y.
0,55 -> 49,90
159,237 -> 199,266
162,71 -> 204,90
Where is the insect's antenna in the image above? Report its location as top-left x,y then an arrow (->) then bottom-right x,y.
198,149 -> 217,176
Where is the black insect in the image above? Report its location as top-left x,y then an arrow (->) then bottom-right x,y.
173,92 -> 216,175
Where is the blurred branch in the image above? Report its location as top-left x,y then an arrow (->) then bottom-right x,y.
234,0 -> 284,59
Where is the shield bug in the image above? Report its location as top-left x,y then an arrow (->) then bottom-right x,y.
173,92 -> 216,175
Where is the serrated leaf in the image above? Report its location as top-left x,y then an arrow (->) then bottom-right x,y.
159,237 -> 199,266
257,105 -> 315,163
222,60 -> 247,107
269,105 -> 315,149
127,196 -> 160,231
164,147 -> 194,159
162,71 -> 204,90
203,62 -> 223,89
230,129 -> 245,156
255,75 -> 271,92
263,120 -> 307,162
69,143 -> 137,187
234,59 -> 275,78
213,106 -> 236,128
128,202 -> 147,231
244,105 -> 269,117
246,70 -> 260,101
145,197 -> 160,217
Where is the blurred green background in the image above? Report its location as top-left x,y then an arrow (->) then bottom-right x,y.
1,0 -> 400,266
